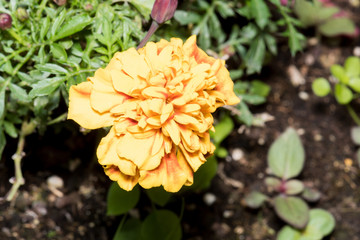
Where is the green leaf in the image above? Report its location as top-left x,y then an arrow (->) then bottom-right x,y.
250,80 -> 271,97
331,64 -> 349,84
357,148 -> 360,167
52,14 -> 92,41
274,196 -> 309,229
285,179 -> 304,195
264,177 -> 282,191
51,9 -> 67,38
277,225 -> 301,240
307,209 -> 335,237
215,1 -> 235,18
242,94 -> 266,105
287,24 -> 303,56
17,72 -> 36,83
245,36 -> 265,74
185,156 -> 217,191
264,34 -> 277,55
113,218 -> 142,240
3,121 -> 17,138
302,187 -> 321,202
318,18 -> 356,37
344,56 -> 360,78
351,126 -> 360,145
250,0 -> 270,29
216,147 -> 228,158
107,183 -> 140,216
0,83 -> 6,119
28,77 -> 65,98
212,115 -> 234,145
146,187 -> 172,207
50,43 -> 67,61
174,10 -> 201,25
126,0 -> 155,19
334,83 -> 353,105
36,63 -> 68,74
141,210 -> 182,240
236,101 -> 253,126
244,191 -> 267,209
9,83 -> 29,102
348,77 -> 360,93
268,128 -> 305,179
312,78 -> 331,97
0,127 -> 6,159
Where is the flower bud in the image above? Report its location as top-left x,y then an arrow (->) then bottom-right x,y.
151,0 -> 178,24
0,13 -> 12,30
53,0 -> 67,6
16,8 -> 28,22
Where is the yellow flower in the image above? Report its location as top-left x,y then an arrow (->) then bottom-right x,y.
68,36 -> 240,192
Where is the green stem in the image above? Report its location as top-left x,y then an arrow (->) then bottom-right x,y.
12,47 -> 36,76
346,104 -> 360,126
47,113 -> 68,125
7,29 -> 30,47
0,47 -> 28,66
36,0 -> 49,19
5,124 -> 26,201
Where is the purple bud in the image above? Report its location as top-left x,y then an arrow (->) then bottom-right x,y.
280,0 -> 288,6
0,13 -> 12,30
151,0 -> 178,24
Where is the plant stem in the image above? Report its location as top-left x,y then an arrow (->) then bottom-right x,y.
36,0 -> 49,19
137,21 -> 159,49
12,47 -> 36,76
346,104 -> 360,126
5,124 -> 26,201
7,29 -> 30,47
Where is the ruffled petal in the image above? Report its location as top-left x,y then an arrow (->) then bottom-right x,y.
68,82 -> 115,129
139,148 -> 189,192
97,128 -> 137,176
104,165 -> 139,191
117,132 -> 163,170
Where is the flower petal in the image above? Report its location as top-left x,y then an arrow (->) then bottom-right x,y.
139,148 -> 189,192
104,165 -> 139,191
68,82 -> 115,129
97,128 -> 137,176
117,132 -> 163,170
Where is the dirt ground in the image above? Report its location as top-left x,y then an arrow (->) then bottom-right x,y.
1,12 -> 360,240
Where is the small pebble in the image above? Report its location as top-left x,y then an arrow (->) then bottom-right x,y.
231,148 -> 244,161
298,91 -> 309,101
314,134 -> 323,142
234,226 -> 244,235
297,128 -> 305,135
223,210 -> 234,218
47,175 -> 64,189
203,193 -> 217,206
353,47 -> 360,57
305,54 -> 315,66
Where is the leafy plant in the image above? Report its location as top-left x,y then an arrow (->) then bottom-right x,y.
351,126 -> 360,166
294,0 -> 357,37
243,128 -> 334,237
173,0 -> 305,74
0,0 -> 149,201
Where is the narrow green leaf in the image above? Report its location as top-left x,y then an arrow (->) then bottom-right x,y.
250,0 -> 270,29
245,36 -> 265,74
36,63 -> 68,74
0,84 -> 6,118
264,34 -> 277,55
17,72 -> 36,83
29,77 -> 65,98
40,16 -> 51,40
242,94 -> 266,105
113,218 -> 142,240
268,128 -> 305,179
146,187 -> 172,207
236,101 -> 253,126
312,78 -> 331,97
274,196 -> 309,229
107,183 -> 140,216
250,80 -> 271,97
334,83 -> 353,105
52,14 -> 92,41
9,83 -> 29,102
3,121 -> 17,138
51,9 -> 67,38
215,1 -> 235,18
0,127 -> 6,160
288,24 -> 303,56
50,43 -> 67,61
212,115 -> 234,145
174,10 -> 201,25
141,210 -> 182,240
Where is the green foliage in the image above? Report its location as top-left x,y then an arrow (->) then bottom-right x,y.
107,183 -> 140,216
351,126 -> 360,166
294,0 -> 356,37
277,209 -> 336,240
113,218 -> 142,240
244,191 -> 267,209
145,187 -> 172,207
268,128 -> 305,180
274,196 -> 309,229
312,56 -> 360,105
173,0 -> 304,74
0,0 -> 147,159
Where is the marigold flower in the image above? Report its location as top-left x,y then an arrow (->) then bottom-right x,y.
68,36 -> 240,192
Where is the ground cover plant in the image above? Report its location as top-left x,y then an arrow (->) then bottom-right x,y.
0,0 -> 359,239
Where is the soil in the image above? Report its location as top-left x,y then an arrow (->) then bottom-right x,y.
1,12 -> 360,240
